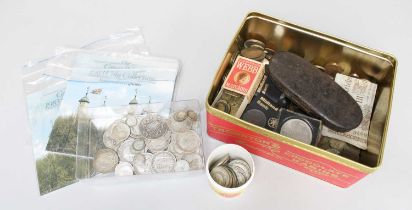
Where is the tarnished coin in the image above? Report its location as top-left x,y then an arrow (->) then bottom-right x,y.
151,151 -> 176,173
94,149 -> 119,173
183,153 -> 203,170
210,154 -> 230,169
244,39 -> 265,49
240,47 -> 265,61
228,159 -> 251,180
173,111 -> 187,122
280,119 -> 313,145
175,130 -> 201,153
117,139 -> 136,162
187,110 -> 198,121
108,120 -> 131,144
133,153 -> 153,175
139,114 -> 169,139
174,160 -> 190,172
115,162 -> 134,176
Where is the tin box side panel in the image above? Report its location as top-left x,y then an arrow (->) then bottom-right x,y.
207,111 -> 368,188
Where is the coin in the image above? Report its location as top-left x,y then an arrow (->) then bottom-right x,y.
132,138 -> 146,151
117,139 -> 136,162
175,130 -> 201,153
151,151 -> 176,173
210,154 -> 230,169
102,130 -> 119,150
139,114 -> 169,139
210,166 -> 232,188
115,162 -> 134,176
187,110 -> 198,121
244,39 -> 265,49
240,47 -> 265,61
94,148 -> 119,173
228,162 -> 248,186
173,111 -> 187,122
146,131 -> 171,152
183,153 -> 203,170
108,120 -> 131,144
174,160 -> 190,172
228,159 -> 251,180
125,115 -> 138,126
133,153 -> 153,175
324,62 -> 344,76
226,166 -> 239,188
168,141 -> 184,159
169,118 -> 191,133
279,118 -> 313,145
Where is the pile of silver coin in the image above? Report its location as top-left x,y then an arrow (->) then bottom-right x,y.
209,154 -> 252,188
93,109 -> 204,176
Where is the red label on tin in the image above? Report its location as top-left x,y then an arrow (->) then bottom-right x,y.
206,112 -> 368,188
223,56 -> 263,95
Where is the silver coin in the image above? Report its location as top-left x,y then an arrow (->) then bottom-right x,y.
173,111 -> 187,122
117,139 -> 136,162
187,110 -> 198,121
132,139 -> 146,151
210,166 -> 231,188
244,39 -> 265,49
210,154 -> 230,169
228,159 -> 251,180
94,149 -> 119,173
175,130 -> 201,153
130,116 -> 142,138
115,161 -> 134,176
124,115 -> 138,127
168,142 -> 184,160
151,151 -> 176,173
183,153 -> 203,170
133,153 -> 153,175
226,166 -> 239,188
102,130 -> 119,150
108,120 -> 131,144
228,163 -> 248,186
174,160 -> 190,172
139,114 -> 169,139
146,131 -> 171,152
280,119 -> 313,145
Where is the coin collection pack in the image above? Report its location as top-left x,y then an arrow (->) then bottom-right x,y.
206,12 -> 396,187
76,100 -> 205,179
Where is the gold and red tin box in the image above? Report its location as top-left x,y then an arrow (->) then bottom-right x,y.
206,12 -> 397,188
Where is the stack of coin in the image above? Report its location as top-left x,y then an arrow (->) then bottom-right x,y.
209,154 -> 251,188
241,39 -> 266,62
93,108 -> 204,176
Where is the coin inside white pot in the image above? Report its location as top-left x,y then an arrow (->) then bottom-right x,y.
206,144 -> 255,198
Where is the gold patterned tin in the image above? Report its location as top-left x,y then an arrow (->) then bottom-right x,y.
206,12 -> 397,187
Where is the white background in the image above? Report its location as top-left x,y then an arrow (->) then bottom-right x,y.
1,0 -> 411,209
